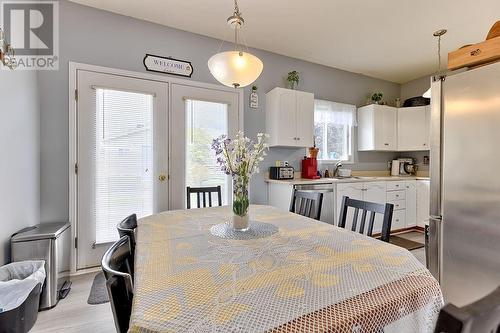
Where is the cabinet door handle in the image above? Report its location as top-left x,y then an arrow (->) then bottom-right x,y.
297,137 -> 300,140
384,143 -> 389,146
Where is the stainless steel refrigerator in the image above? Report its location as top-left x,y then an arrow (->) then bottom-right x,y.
428,61 -> 500,307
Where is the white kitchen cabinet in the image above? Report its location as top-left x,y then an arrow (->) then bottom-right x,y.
357,104 -> 397,151
416,179 -> 430,227
405,180 -> 417,227
397,106 -> 430,151
267,182 -> 293,212
266,87 -> 314,147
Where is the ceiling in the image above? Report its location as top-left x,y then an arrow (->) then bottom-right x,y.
68,0 -> 500,83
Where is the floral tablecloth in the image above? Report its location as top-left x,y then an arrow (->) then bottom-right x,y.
129,205 -> 443,333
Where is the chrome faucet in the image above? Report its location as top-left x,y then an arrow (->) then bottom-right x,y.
333,161 -> 343,177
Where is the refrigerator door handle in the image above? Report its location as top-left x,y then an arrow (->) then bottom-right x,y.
428,216 -> 442,281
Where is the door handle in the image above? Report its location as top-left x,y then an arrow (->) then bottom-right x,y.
158,174 -> 167,182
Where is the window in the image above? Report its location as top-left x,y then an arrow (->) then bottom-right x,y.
185,99 -> 229,206
314,100 -> 357,162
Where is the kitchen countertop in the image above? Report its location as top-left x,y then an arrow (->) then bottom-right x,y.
264,175 -> 430,185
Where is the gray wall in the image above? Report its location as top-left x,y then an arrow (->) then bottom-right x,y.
38,0 -> 401,222
0,70 -> 40,265
400,76 -> 431,102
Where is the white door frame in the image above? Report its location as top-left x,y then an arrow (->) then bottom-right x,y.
69,62 -> 244,273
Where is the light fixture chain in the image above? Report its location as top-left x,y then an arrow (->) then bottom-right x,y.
234,0 -> 240,15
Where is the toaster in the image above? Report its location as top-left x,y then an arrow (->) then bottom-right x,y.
269,166 -> 295,180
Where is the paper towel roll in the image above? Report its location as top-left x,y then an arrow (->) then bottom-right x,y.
391,160 -> 400,176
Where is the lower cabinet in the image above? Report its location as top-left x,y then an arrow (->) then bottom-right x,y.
336,180 -> 418,234
267,182 -> 293,212
416,179 -> 430,227
405,180 -> 417,227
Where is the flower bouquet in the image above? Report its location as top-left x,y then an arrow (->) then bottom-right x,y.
212,131 -> 269,231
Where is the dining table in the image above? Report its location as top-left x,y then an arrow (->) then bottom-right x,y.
129,205 -> 443,333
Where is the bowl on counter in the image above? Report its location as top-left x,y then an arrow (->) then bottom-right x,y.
337,169 -> 352,178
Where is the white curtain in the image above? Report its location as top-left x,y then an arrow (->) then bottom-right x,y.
314,100 -> 357,126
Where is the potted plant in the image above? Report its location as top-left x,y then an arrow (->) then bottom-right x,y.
286,71 -> 300,90
211,132 -> 269,231
371,92 -> 383,104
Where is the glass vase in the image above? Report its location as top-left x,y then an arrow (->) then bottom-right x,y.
232,177 -> 249,231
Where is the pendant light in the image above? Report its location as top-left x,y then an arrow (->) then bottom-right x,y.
423,29 -> 447,98
208,0 -> 263,88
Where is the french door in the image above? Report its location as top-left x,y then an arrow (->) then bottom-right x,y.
170,84 -> 241,210
76,70 -> 168,269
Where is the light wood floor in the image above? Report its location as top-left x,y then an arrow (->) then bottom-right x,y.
397,230 -> 426,266
31,273 -> 115,333
30,231 -> 426,332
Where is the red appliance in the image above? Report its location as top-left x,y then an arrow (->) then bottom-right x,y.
301,157 -> 320,179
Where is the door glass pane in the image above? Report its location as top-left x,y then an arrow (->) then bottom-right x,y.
95,88 -> 154,244
185,99 -> 229,207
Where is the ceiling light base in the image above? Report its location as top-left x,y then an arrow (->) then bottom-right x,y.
227,14 -> 244,28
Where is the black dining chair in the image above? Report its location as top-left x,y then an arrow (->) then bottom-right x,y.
434,286 -> 500,333
186,186 -> 222,209
338,196 -> 394,242
289,189 -> 324,220
101,236 -> 134,333
116,213 -> 137,272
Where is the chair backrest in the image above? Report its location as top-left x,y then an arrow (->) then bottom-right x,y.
186,186 -> 222,209
338,196 -> 394,242
289,189 -> 324,220
434,286 -> 500,333
101,236 -> 134,333
116,214 -> 137,269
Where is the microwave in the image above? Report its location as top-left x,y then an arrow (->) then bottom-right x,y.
269,166 -> 294,180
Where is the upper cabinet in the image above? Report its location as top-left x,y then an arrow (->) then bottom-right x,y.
266,87 -> 314,147
358,104 -> 397,151
358,104 -> 431,152
397,106 -> 430,151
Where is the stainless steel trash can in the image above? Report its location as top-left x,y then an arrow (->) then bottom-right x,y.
11,222 -> 71,310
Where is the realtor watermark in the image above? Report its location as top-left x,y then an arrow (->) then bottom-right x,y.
1,1 -> 59,70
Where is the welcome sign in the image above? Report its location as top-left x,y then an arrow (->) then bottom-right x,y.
143,54 -> 193,77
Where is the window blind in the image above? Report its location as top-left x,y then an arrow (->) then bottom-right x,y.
94,88 -> 154,244
314,100 -> 357,127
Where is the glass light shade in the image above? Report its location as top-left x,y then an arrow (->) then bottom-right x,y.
208,51 -> 263,88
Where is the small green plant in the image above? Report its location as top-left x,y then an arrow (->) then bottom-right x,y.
286,71 -> 300,89
371,92 -> 383,104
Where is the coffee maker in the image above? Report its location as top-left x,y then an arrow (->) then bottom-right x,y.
301,147 -> 320,179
